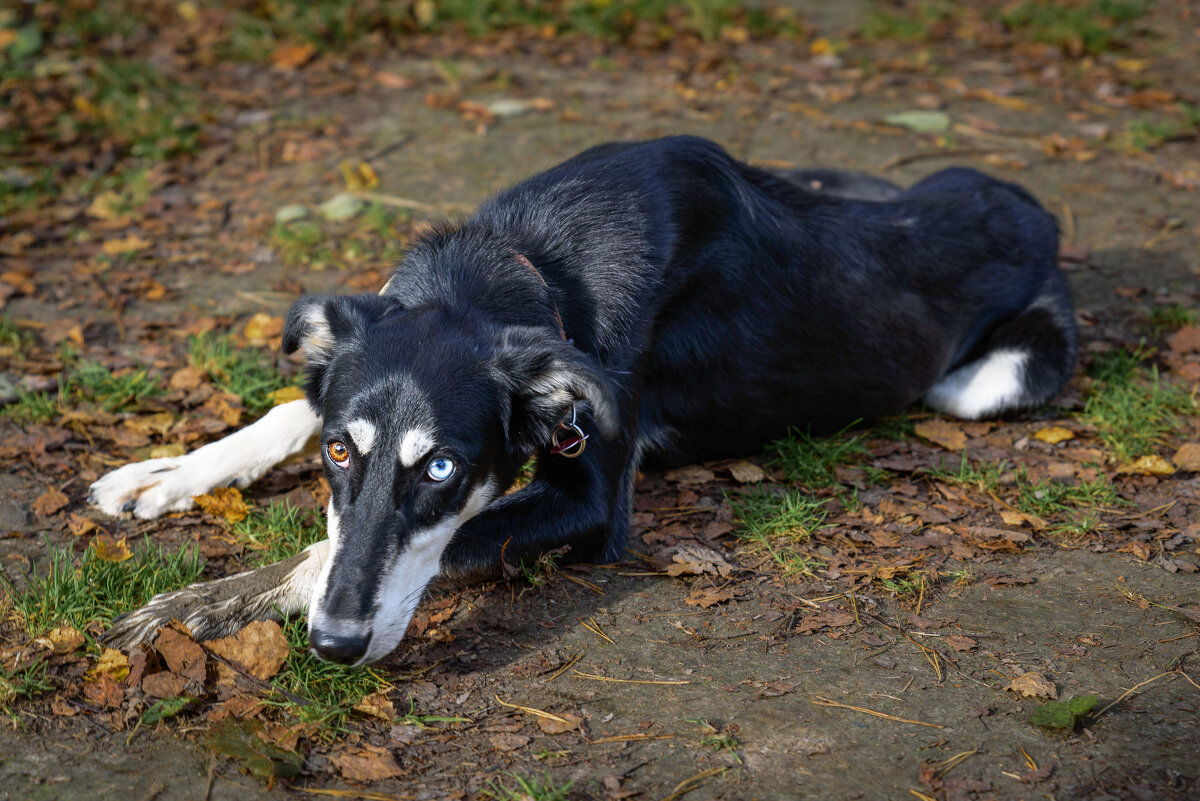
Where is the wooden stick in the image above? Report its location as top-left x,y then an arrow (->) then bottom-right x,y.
812,696 -> 945,728
573,670 -> 689,685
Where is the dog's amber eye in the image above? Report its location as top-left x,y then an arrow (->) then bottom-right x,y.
327,441 -> 350,466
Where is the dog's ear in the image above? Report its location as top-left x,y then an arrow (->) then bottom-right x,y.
492,327 -> 618,455
283,294 -> 394,407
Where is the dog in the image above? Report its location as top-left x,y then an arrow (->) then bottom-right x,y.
91,135 -> 1076,665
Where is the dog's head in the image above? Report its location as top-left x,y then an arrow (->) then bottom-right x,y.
282,292 -> 615,664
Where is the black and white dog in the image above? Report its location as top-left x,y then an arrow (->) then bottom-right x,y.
91,136 -> 1075,665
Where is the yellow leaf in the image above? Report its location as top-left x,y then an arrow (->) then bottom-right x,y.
177,1 -> 198,22
102,235 -> 151,256
338,159 -> 380,191
242,312 -> 283,344
87,191 -> 124,220
1117,455 -> 1176,477
150,442 -> 187,459
269,386 -> 306,406
809,37 -> 833,55
92,534 -> 133,563
1033,426 -> 1075,444
193,486 -> 249,523
914,418 -> 967,451
87,648 -> 131,682
37,625 -> 85,655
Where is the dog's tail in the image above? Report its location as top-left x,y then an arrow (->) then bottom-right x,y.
925,268 -> 1077,420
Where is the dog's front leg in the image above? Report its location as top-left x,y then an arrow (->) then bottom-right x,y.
89,399 -> 321,519
441,443 -> 636,580
104,539 -> 329,648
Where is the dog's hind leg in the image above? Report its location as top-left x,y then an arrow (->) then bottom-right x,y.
926,270 -> 1077,420
103,539 -> 330,648
89,399 -> 322,519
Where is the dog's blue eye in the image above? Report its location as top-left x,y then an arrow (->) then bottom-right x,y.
426,458 -> 455,482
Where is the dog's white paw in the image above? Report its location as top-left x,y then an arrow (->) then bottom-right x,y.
88,457 -> 206,519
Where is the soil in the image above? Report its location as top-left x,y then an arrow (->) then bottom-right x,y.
1,2 -> 1198,800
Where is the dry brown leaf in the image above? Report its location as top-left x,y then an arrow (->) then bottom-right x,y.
142,670 -> 187,699
797,610 -> 855,633
944,635 -> 977,652
352,691 -> 396,722
663,465 -> 715,484
83,675 -> 123,708
487,732 -> 531,752
36,625 -> 85,655
664,543 -> 735,578
1116,454 -> 1176,476
684,586 -> 735,608
375,71 -> 415,89
270,42 -> 316,70
1172,443 -> 1200,472
154,626 -> 207,685
914,418 -> 967,451
1033,426 -> 1075,444
330,744 -> 404,782
1167,326 -> 1200,354
728,461 -> 767,484
102,235 -> 150,256
91,534 -> 133,562
1008,671 -> 1057,699
168,365 -> 205,391
32,488 -> 69,517
193,486 -> 249,523
999,509 -> 1048,530
760,679 -> 798,697
125,412 -> 174,437
67,513 -> 98,537
537,711 -> 583,735
203,620 -> 289,681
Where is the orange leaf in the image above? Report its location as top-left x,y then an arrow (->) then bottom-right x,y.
914,418 -> 967,451
92,534 -> 133,563
193,486 -> 249,523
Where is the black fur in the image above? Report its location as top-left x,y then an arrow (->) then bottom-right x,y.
283,135 -> 1076,662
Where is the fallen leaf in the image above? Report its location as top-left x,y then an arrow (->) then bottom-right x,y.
760,679 -> 798,697
91,534 -> 133,562
66,513 -> 97,537
728,461 -> 767,484
83,674 -> 123,708
203,620 -> 289,681
141,695 -> 196,724
242,313 -> 283,346
1033,426 -> 1075,444
154,626 -> 207,686
142,670 -> 188,698
352,691 -> 396,722
537,711 -> 583,735
914,418 -> 967,451
375,71 -> 414,89
330,744 -> 404,782
1008,671 -> 1058,699
944,635 -> 977,652
269,386 -> 306,405
193,486 -> 249,523
487,732 -> 531,752
1167,326 -> 1200,354
102,235 -> 151,256
684,586 -> 735,608
884,110 -> 951,133
1116,454 -> 1175,476
37,625 -> 85,655
663,465 -> 715,484
269,42 -> 316,70
797,610 -> 855,633
664,543 -> 735,578
1172,443 -> 1200,472
168,365 -> 205,390
32,488 -> 69,516
207,719 -> 302,787
338,159 -> 380,191
999,509 -> 1048,530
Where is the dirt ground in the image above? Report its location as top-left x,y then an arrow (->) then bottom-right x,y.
1,2 -> 1199,799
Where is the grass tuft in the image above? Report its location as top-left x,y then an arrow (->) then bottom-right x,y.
729,488 -> 828,576
189,333 -> 292,415
766,424 -> 868,490
3,539 -> 204,638
484,772 -> 574,801
65,361 -> 163,412
1081,350 -> 1194,463
0,657 -> 53,719
229,501 -> 326,568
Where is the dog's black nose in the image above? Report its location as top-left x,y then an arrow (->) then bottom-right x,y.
309,628 -> 371,664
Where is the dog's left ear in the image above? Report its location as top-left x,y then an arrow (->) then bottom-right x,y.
492,327 -> 618,454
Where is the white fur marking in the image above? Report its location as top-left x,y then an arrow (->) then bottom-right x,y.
926,349 -> 1029,420
399,428 -> 437,468
346,419 -> 377,455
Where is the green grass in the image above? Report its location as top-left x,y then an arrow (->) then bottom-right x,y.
270,219 -> 336,269
1,391 -> 57,425
2,538 -> 204,638
765,424 -> 869,490
999,0 -> 1149,55
1013,472 -> 1123,519
484,772 -> 574,801
230,501 -> 326,568
266,617 -> 391,729
0,657 -> 53,719
689,717 -> 742,762
861,1 -> 953,41
881,571 -> 924,598
65,361 -> 163,412
1081,350 -> 1195,463
729,488 -> 828,576
1150,303 -> 1199,334
922,452 -> 1006,493
394,696 -> 470,728
189,333 -> 291,415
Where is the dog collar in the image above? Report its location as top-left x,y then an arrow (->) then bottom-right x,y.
549,403 -> 588,458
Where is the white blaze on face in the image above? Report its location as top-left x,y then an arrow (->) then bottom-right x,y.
399,428 -> 437,468
307,503 -> 357,643
359,479 -> 497,663
346,419 -> 378,455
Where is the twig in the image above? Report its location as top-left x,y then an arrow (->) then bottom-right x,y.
1094,671 -> 1177,718
560,572 -> 604,594
591,733 -> 675,744
544,652 -> 583,682
657,767 -> 726,801
493,694 -> 571,724
812,696 -> 945,728
572,670 -> 689,685
932,749 -> 978,778
203,754 -> 217,801
579,616 -> 615,644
